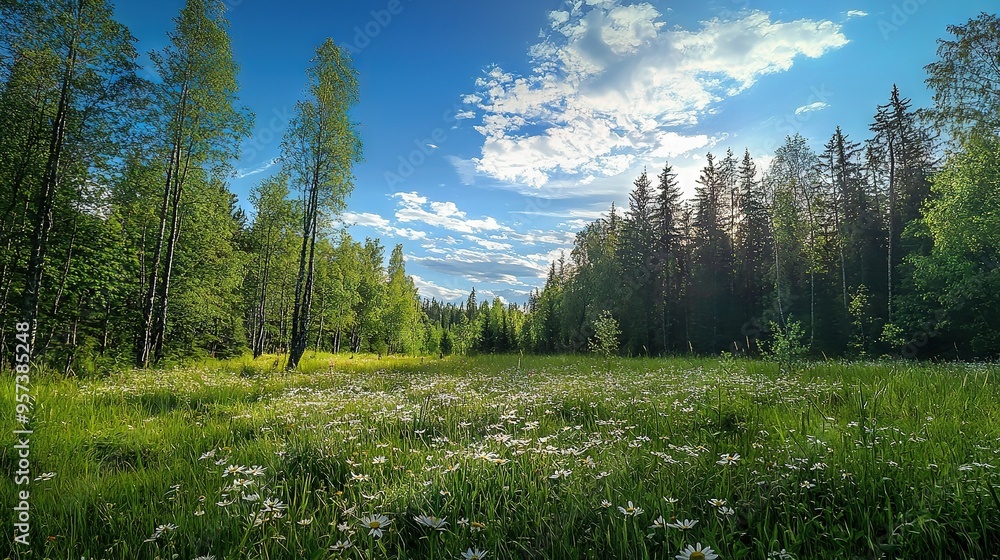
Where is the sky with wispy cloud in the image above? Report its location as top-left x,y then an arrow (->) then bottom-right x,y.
115,0 -> 985,304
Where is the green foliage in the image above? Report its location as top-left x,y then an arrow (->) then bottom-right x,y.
282,38 -> 363,370
589,310 -> 621,358
765,317 -> 807,374
905,133 -> 1000,357
847,284 -> 872,356
925,13 -> 1000,142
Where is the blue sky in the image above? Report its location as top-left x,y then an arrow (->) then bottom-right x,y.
113,0 -> 986,304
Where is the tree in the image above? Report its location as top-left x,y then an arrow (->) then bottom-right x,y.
381,245 -> 421,354
733,149 -> 772,353
768,134 -> 825,348
136,0 -> 252,367
1,0 -> 139,358
620,169 -> 656,353
589,310 -> 621,359
244,173 -> 296,357
924,13 -> 1000,142
690,153 -> 735,352
653,162 -> 683,353
907,133 -> 1000,357
283,38 -> 362,370
868,85 -> 934,325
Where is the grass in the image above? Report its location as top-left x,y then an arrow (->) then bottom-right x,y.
3,352 -> 1000,559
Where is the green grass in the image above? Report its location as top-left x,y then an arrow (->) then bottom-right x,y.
3,352 -> 1000,559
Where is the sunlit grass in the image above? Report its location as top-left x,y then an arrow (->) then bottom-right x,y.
3,353 -> 1000,559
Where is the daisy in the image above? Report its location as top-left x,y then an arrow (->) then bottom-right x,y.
676,542 -> 719,560
618,501 -> 644,517
330,539 -> 353,552
414,514 -> 449,531
222,465 -> 247,477
461,547 -> 488,560
650,515 -> 667,529
716,453 -> 740,466
667,518 -> 699,530
707,499 -> 726,507
261,498 -> 286,513
359,514 -> 391,538
247,465 -> 266,476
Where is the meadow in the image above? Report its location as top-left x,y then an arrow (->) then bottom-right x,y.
3,353 -> 1000,559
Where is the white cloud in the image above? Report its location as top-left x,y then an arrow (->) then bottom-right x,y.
410,275 -> 468,301
455,110 -> 476,119
465,2 -> 848,189
393,192 -> 510,234
341,211 -> 390,229
446,156 -> 479,185
846,10 -> 868,18
794,101 -> 829,115
465,235 -> 513,251
236,158 -> 279,179
340,211 -> 428,240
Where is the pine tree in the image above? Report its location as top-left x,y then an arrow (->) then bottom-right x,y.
621,169 -> 656,353
691,153 -> 735,352
868,85 -> 934,324
733,150 -> 772,353
653,162 -> 683,353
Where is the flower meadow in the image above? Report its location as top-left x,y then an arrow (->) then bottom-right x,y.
3,353 -> 1000,559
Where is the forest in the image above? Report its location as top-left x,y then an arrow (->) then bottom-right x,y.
2,1 -> 1000,376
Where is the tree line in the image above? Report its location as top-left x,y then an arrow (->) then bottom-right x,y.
2,2 -> 998,373
0,0 -> 432,373
435,12 -> 1000,361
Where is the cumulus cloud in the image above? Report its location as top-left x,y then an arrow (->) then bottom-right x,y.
393,192 -> 510,234
465,2 -> 848,188
340,211 -> 428,240
341,211 -> 390,229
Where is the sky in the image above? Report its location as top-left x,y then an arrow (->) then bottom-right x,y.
112,0 -> 987,305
